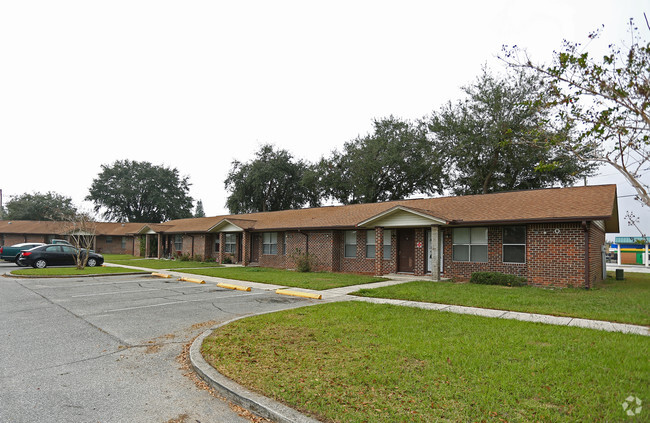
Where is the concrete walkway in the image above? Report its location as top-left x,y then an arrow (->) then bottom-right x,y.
104,263 -> 650,336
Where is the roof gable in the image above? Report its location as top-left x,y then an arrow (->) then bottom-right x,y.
358,206 -> 447,228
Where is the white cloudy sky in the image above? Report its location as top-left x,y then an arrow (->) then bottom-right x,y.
0,0 -> 647,237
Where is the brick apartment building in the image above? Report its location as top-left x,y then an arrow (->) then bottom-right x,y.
0,221 -> 145,256
137,184 -> 619,288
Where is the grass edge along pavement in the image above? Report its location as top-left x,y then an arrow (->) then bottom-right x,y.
352,273 -> 650,326
105,258 -> 223,270
182,267 -> 387,290
202,301 -> 649,423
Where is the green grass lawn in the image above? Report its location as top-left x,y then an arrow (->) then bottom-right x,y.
182,267 -> 386,290
12,266 -> 147,276
105,258 -> 222,269
202,302 -> 649,423
102,254 -> 139,261
352,272 -> 650,326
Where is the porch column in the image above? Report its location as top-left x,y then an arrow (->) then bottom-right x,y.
145,235 -> 151,258
430,226 -> 440,281
157,233 -> 162,258
374,227 -> 384,276
242,230 -> 250,266
617,244 -> 621,265
218,232 -> 225,264
646,244 -> 649,268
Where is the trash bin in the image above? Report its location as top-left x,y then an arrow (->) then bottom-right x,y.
616,269 -> 624,280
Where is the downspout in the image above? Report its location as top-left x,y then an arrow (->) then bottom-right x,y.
582,221 -> 590,289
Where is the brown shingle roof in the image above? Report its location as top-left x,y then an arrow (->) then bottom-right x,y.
156,184 -> 619,233
0,221 -> 154,236
0,186 -> 618,236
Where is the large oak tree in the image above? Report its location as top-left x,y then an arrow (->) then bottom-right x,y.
225,144 -> 318,214
4,191 -> 77,221
320,116 -> 443,204
427,68 -> 593,195
86,160 -> 193,223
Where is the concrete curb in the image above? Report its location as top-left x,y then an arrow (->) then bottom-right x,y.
190,317 -> 321,423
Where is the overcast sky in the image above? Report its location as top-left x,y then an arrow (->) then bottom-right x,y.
1,0 -> 647,238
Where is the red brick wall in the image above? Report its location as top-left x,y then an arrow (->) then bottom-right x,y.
134,236 -> 142,257
441,223 -> 593,288
1,234 -> 48,246
589,223 -> 606,286
258,232 -> 288,268
281,230 -> 338,272
414,228 -> 425,276
341,230 -> 375,273
94,235 -> 135,255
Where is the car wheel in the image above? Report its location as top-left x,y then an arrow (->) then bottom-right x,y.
87,258 -> 97,267
34,259 -> 47,269
14,255 -> 21,263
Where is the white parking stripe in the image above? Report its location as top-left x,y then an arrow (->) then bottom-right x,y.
71,288 -> 161,298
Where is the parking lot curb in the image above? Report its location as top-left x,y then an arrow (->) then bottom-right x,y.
190,317 -> 321,423
276,289 -> 322,300
217,282 -> 251,291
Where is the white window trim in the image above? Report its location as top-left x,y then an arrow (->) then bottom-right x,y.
344,230 -> 357,258
452,227 -> 488,263
224,233 -> 236,254
174,235 -> 183,251
383,229 -> 391,260
366,230 -> 375,259
263,232 -> 278,255
502,226 -> 526,264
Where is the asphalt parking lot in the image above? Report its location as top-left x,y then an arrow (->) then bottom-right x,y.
0,262 -> 315,423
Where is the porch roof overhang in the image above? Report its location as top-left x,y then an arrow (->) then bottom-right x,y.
207,218 -> 256,233
357,206 -> 448,228
135,225 -> 158,235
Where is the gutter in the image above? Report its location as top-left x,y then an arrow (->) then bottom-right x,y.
449,215 -> 613,226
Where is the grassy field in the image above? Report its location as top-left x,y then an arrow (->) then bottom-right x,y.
12,266 -> 147,276
352,272 -> 650,326
104,257 -> 222,269
202,302 -> 649,423
182,267 -> 386,290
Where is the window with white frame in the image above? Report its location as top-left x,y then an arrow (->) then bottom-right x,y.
366,230 -> 376,258
452,227 -> 488,262
383,229 -> 391,260
174,235 -> 183,251
344,230 -> 357,258
263,232 -> 278,255
105,236 -> 113,243
121,237 -> 127,249
503,226 -> 526,263
224,233 -> 236,254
